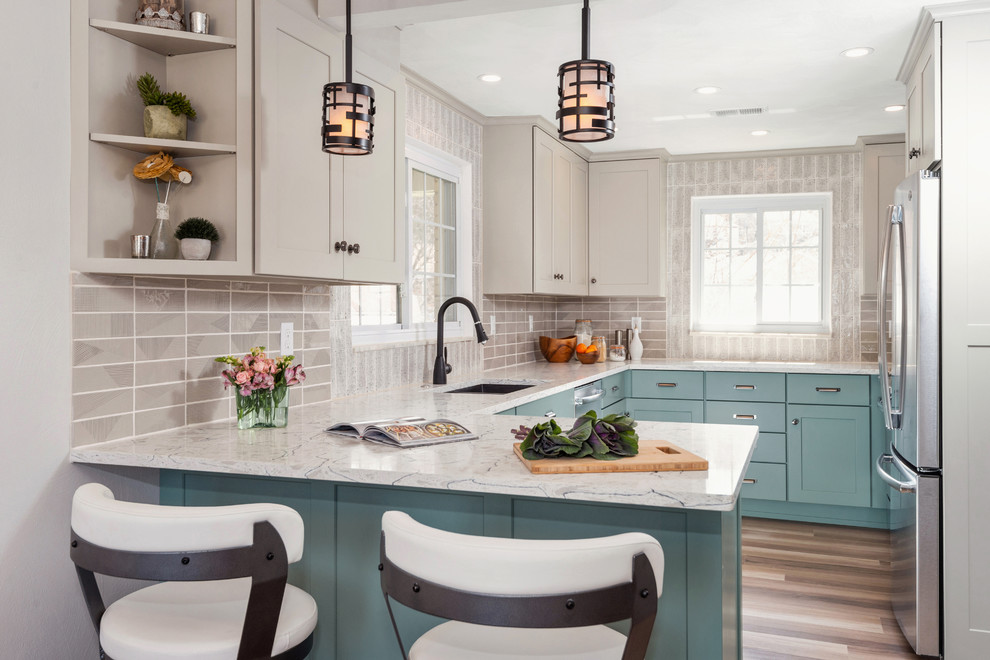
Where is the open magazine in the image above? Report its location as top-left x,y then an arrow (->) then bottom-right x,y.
326,417 -> 477,448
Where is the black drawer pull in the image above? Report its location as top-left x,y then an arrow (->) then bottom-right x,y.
734,384 -> 756,390
733,414 -> 756,420
743,478 -> 757,484
815,387 -> 841,393
656,383 -> 677,388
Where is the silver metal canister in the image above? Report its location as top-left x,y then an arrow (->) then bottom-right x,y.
189,11 -> 210,34
130,235 -> 150,258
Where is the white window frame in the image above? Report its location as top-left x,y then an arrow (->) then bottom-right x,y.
351,139 -> 473,345
690,192 -> 832,334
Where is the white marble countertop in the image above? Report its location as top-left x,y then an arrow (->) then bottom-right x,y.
70,358 -> 872,511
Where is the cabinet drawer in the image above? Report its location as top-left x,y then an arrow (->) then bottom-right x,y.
705,401 -> 786,433
786,374 -> 870,406
742,462 -> 787,501
705,371 -> 785,402
515,390 -> 575,419
602,372 -> 627,408
602,399 -> 628,416
630,370 -> 704,399
752,432 -> 786,463
627,398 -> 704,423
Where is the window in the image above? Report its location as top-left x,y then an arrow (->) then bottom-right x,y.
351,140 -> 472,343
691,193 -> 831,333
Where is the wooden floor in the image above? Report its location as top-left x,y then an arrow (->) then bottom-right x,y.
741,517 -> 919,659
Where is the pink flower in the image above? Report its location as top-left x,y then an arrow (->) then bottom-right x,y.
235,371 -> 251,384
239,385 -> 252,397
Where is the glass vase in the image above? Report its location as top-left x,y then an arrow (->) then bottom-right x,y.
236,386 -> 289,430
149,202 -> 177,259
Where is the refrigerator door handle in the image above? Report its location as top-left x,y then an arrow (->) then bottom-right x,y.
878,206 -> 895,429
875,452 -> 918,494
877,204 -> 905,430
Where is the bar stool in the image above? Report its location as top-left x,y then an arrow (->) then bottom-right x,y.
69,483 -> 317,660
379,511 -> 664,660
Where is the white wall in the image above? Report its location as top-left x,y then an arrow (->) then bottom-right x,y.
0,2 -> 158,657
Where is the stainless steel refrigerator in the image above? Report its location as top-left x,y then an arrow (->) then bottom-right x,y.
875,169 -> 941,657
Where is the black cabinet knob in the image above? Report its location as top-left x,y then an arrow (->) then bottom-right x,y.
908,147 -> 921,159
334,240 -> 348,253
591,277 -> 597,284
348,243 -> 360,254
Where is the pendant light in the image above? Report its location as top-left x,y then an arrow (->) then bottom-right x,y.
322,0 -> 375,155
557,0 -> 615,142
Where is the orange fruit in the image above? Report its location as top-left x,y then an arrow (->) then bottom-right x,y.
576,343 -> 588,353
586,344 -> 598,353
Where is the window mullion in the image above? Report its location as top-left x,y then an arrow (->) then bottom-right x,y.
755,209 -> 764,325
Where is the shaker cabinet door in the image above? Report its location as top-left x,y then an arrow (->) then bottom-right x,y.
786,404 -> 872,507
254,0 -> 344,279
588,159 -> 663,297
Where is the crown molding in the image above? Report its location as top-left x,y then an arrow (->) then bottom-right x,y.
667,143 -> 862,162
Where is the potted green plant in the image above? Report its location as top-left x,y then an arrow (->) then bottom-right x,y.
137,72 -> 197,140
174,217 -> 219,260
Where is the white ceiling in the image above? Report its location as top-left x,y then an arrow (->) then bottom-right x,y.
392,0 -> 956,155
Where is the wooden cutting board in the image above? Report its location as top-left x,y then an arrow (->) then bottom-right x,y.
512,439 -> 708,474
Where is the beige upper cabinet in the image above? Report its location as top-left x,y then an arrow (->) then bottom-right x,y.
533,128 -> 589,295
254,0 -> 404,283
860,142 -> 904,295
903,23 -> 941,175
483,122 -> 590,296
588,159 -> 664,297
70,0 -> 253,276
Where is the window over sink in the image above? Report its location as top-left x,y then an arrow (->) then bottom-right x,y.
690,193 -> 832,334
351,140 -> 473,344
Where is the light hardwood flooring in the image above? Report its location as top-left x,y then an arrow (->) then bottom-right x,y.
741,517 -> 919,659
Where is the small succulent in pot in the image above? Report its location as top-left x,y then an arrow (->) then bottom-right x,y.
137,72 -> 197,140
175,217 -> 219,260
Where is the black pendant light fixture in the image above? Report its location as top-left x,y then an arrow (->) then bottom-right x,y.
557,0 -> 615,142
322,0 -> 375,155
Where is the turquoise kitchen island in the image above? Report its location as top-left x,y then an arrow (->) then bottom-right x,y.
71,365 -> 763,660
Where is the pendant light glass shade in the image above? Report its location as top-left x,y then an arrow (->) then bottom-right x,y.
557,0 -> 614,142
322,82 -> 375,155
321,0 -> 375,156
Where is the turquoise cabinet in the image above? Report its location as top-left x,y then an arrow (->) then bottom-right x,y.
705,371 -> 785,403
630,370 -> 704,399
602,371 -> 629,408
514,389 -> 575,418
785,404 -> 872,507
627,397 -> 704,423
496,407 -> 515,415
741,463 -> 786,501
602,398 -> 629,416
704,400 -> 786,433
162,472 -> 742,660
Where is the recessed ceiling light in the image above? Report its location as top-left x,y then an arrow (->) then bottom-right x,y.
842,47 -> 874,58
477,73 -> 502,83
884,104 -> 905,112
751,130 -> 770,136
694,86 -> 720,95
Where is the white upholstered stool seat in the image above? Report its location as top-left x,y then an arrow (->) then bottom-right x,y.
380,511 -> 665,660
100,579 -> 317,660
409,621 -> 628,660
70,483 -> 316,660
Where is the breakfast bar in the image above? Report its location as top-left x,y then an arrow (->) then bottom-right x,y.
71,363 -> 762,660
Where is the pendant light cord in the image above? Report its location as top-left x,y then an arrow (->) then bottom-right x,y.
345,0 -> 353,83
581,0 -> 590,60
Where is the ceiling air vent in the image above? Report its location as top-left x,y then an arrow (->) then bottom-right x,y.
710,107 -> 767,118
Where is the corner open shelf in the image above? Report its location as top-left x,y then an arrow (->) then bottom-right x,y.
90,133 -> 236,158
89,19 -> 235,56
72,1 -> 252,277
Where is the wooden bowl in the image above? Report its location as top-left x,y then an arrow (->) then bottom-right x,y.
576,349 -> 600,364
539,335 -> 577,363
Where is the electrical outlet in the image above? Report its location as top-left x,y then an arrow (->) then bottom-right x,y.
528,315 -> 534,332
490,315 -> 497,335
280,322 -> 294,356
631,316 -> 642,332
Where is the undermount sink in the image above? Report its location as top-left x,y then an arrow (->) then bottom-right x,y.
445,382 -> 536,395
